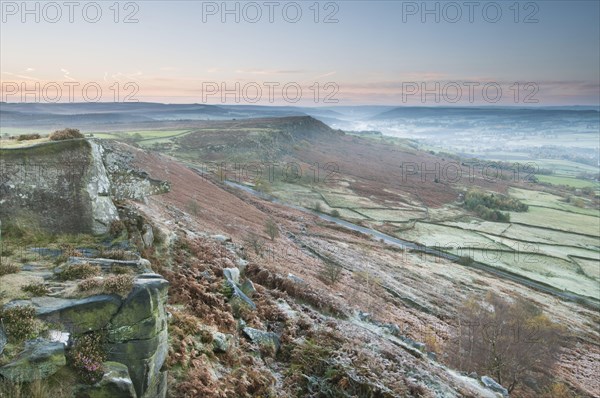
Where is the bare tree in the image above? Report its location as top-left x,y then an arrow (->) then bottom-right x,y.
245,233 -> 265,256
449,293 -> 566,393
320,260 -> 343,286
264,218 -> 279,241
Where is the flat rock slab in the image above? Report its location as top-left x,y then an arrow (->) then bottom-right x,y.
6,295 -> 122,335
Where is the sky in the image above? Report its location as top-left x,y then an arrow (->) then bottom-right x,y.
1,0 -> 599,105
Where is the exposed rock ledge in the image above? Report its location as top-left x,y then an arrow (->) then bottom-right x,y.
0,273 -> 169,398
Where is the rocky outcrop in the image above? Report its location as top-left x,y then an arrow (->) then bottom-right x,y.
107,274 -> 169,398
101,141 -> 170,201
0,139 -> 170,235
0,274 -> 169,397
0,139 -> 171,396
0,139 -> 114,234
87,141 -> 120,235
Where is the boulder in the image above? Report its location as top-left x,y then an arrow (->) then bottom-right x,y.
358,312 -> 372,322
227,280 -> 256,314
413,342 -> 426,351
240,280 -> 256,297
481,376 -> 509,397
28,247 -> 63,258
142,224 -> 154,248
223,268 -> 240,284
287,273 -> 305,285
382,323 -> 401,337
76,361 -> 137,398
242,327 -> 280,353
236,258 -> 249,268
0,339 -> 66,382
212,332 -> 233,353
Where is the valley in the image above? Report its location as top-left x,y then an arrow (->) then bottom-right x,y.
1,109 -> 598,398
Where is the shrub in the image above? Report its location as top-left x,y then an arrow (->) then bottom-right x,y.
540,382 -> 577,398
186,200 -> 201,216
199,329 -> 213,344
103,275 -> 134,295
16,133 -> 41,141
456,256 -> 474,266
254,177 -> 272,194
286,332 -> 347,395
330,209 -> 340,217
0,262 -> 19,276
320,261 -> 343,285
49,128 -> 84,141
78,278 -> 104,292
245,233 -> 265,256
169,310 -> 201,337
0,305 -> 38,342
264,218 -> 279,241
108,220 -> 127,238
54,244 -> 83,265
314,202 -> 323,212
0,378 -> 72,398
220,281 -> 235,298
68,332 -> 106,385
111,265 -> 133,275
98,248 -> 135,260
58,263 -> 101,281
22,283 -> 50,296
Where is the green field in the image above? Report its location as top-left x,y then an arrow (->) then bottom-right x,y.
449,249 -> 599,298
396,186 -> 600,299
509,206 -> 599,236
321,192 -> 382,209
482,156 -> 598,177
354,208 -> 426,222
536,174 -> 599,189
509,187 -> 599,216
398,222 -> 509,250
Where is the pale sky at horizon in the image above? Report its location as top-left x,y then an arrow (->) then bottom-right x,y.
1,0 -> 599,105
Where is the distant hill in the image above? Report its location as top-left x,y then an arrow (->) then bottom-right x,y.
173,116 -> 342,161
372,106 -> 600,121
